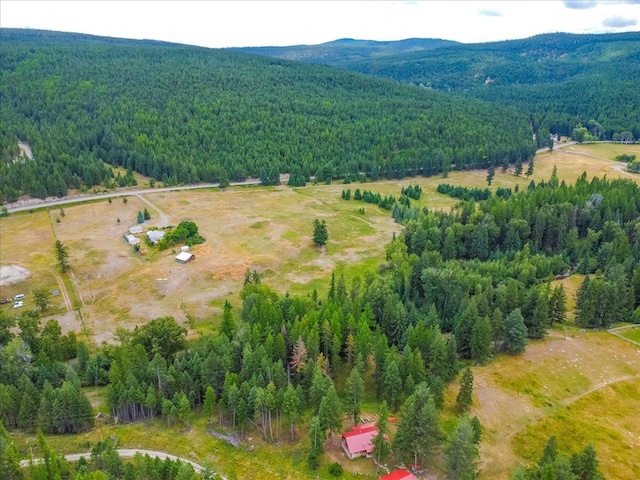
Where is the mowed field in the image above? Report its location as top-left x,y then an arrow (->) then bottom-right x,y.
2,142 -> 640,478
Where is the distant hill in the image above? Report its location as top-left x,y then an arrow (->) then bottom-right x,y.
237,37 -> 458,67
240,32 -> 640,144
0,29 -> 534,202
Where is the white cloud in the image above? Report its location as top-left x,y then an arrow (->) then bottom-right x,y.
602,15 -> 638,27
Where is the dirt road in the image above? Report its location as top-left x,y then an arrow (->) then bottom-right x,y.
20,448 -> 225,478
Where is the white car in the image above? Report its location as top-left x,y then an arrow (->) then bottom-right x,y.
13,301 -> 24,309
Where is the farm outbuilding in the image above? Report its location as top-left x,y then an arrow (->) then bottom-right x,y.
123,234 -> 140,245
341,423 -> 382,459
129,225 -> 143,235
147,230 -> 165,244
175,251 -> 195,263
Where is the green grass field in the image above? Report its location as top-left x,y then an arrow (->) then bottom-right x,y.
619,326 -> 640,344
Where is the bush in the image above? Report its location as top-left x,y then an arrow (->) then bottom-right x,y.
328,462 -> 343,477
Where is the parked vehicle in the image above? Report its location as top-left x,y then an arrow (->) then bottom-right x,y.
14,294 -> 25,301
0,298 -> 12,304
13,301 -> 24,309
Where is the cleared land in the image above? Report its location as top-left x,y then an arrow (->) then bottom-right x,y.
2,143 -> 640,478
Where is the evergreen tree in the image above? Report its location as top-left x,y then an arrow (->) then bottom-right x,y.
456,367 -> 474,412
539,435 -> 558,465
470,315 -> 492,364
318,384 -> 342,442
393,382 -> 440,467
571,444 -> 603,480
486,164 -> 496,186
137,211 -> 144,223
445,415 -> 480,480
526,158 -> 534,177
515,159 -> 523,176
307,415 -> 324,470
527,289 -> 549,338
548,285 -> 567,325
344,363 -> 365,426
444,334 -> 460,382
143,208 -> 151,220
575,276 -> 595,328
219,300 -> 236,338
0,420 -> 23,480
312,219 -> 328,247
372,401 -> 391,475
490,307 -> 505,353
504,308 -> 527,354
282,384 -> 302,440
471,224 -> 490,261
381,359 -> 402,411
203,386 -> 216,421
54,240 -> 70,273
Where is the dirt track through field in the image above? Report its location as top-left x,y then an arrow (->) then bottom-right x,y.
471,330 -> 640,479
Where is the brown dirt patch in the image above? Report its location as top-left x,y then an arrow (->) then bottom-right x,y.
0,264 -> 31,286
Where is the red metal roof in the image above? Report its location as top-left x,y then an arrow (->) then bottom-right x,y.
379,469 -> 416,480
341,423 -> 378,455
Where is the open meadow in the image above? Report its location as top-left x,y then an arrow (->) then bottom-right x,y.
2,143 -> 640,478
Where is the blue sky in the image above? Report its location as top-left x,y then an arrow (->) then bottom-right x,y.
1,1 -> 639,47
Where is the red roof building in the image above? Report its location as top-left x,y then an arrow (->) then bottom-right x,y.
341,423 -> 378,459
379,469 -> 417,480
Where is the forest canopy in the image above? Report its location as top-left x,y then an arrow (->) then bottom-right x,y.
0,28 -> 536,202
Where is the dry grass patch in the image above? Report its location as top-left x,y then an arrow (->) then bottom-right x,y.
512,378 -> 640,480
468,330 -> 640,479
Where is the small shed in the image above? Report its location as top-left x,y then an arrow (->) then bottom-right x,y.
147,230 -> 165,244
123,234 -> 140,246
175,251 -> 195,264
379,469 -> 417,480
341,423 -> 380,460
129,225 -> 143,235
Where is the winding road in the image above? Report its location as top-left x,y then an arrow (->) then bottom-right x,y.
20,448 -> 226,478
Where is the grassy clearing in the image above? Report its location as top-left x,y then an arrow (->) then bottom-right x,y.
618,326 -> 640,343
471,330 -> 640,479
512,378 -> 640,480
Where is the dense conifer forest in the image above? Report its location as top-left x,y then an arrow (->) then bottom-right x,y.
241,32 -> 640,146
0,29 -> 538,202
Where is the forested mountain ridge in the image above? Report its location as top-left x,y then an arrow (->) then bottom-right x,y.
240,32 -> 640,144
0,28 -> 535,203
236,37 -> 459,67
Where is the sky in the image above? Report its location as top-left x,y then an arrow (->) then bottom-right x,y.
1,1 -> 639,48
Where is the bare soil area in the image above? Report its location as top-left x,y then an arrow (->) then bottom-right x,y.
0,265 -> 31,286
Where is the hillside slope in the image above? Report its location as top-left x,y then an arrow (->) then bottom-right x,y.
240,32 -> 640,145
0,29 -> 534,202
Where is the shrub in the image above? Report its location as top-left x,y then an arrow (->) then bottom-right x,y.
328,462 -> 343,477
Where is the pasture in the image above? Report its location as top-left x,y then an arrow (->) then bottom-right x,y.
2,143 -> 640,478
